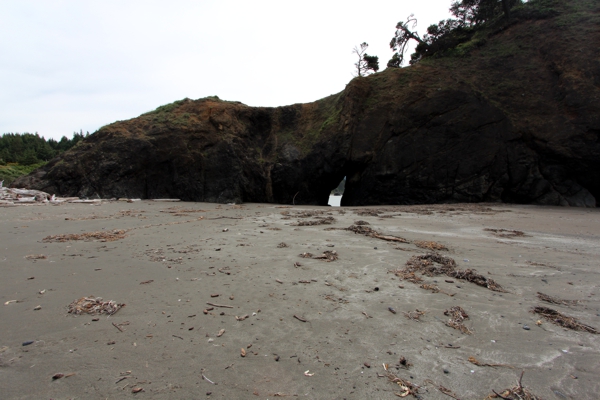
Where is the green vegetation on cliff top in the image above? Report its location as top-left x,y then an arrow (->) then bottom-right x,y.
387,0 -> 580,66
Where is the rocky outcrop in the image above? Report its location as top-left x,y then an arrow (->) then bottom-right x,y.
14,0 -> 600,206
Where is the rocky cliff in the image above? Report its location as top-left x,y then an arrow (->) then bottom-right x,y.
14,0 -> 600,206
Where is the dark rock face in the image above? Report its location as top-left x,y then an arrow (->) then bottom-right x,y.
14,2 -> 600,207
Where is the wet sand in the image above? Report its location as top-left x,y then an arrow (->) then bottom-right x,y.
1,201 -> 599,399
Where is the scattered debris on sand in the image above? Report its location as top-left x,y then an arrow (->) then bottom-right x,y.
160,207 -> 207,214
298,250 -> 338,262
403,309 -> 426,322
420,283 -> 440,293
3,199 -> 595,397
394,271 -> 423,284
346,225 -> 409,243
536,292 -> 579,306
448,269 -> 506,292
532,306 -> 597,333
484,228 -> 526,238
144,247 -> 185,264
297,210 -> 327,217
423,380 -> 461,399
400,204 -> 508,215
525,260 -> 562,271
468,356 -> 514,368
414,240 -> 448,251
43,229 -> 128,243
350,204 -> 507,217
403,253 -> 457,276
384,365 -> 420,397
354,209 -> 380,217
420,283 -> 454,297
294,315 -> 308,323
281,210 -> 330,218
67,296 -> 124,315
444,306 -> 472,334
486,371 -> 542,400
313,250 -> 338,262
395,253 -> 506,292
397,356 -> 412,369
292,216 -> 336,226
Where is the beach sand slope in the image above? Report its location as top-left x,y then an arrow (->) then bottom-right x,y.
1,202 -> 599,398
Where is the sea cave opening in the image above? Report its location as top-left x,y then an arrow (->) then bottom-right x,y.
328,176 -> 346,207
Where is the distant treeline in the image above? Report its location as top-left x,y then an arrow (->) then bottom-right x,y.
0,131 -> 88,166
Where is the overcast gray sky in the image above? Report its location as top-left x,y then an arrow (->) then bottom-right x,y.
1,1 -> 452,141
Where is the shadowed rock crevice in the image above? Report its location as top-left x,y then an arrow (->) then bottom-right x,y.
13,1 -> 600,207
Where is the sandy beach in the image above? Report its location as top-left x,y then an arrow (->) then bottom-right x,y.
1,201 -> 599,399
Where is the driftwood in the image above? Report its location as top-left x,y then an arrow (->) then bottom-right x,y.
151,199 -> 181,202
0,183 -> 78,205
0,183 -> 144,205
1,185 -> 52,203
68,199 -> 101,204
206,302 -> 234,309
293,315 -> 307,322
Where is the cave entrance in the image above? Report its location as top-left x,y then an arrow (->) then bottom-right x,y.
328,176 -> 346,207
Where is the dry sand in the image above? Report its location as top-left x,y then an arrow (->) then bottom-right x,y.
1,201 -> 599,399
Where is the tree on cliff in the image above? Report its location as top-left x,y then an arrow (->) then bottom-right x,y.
388,0 -> 521,67
387,15 -> 427,67
353,42 -> 379,77
450,0 -> 518,25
